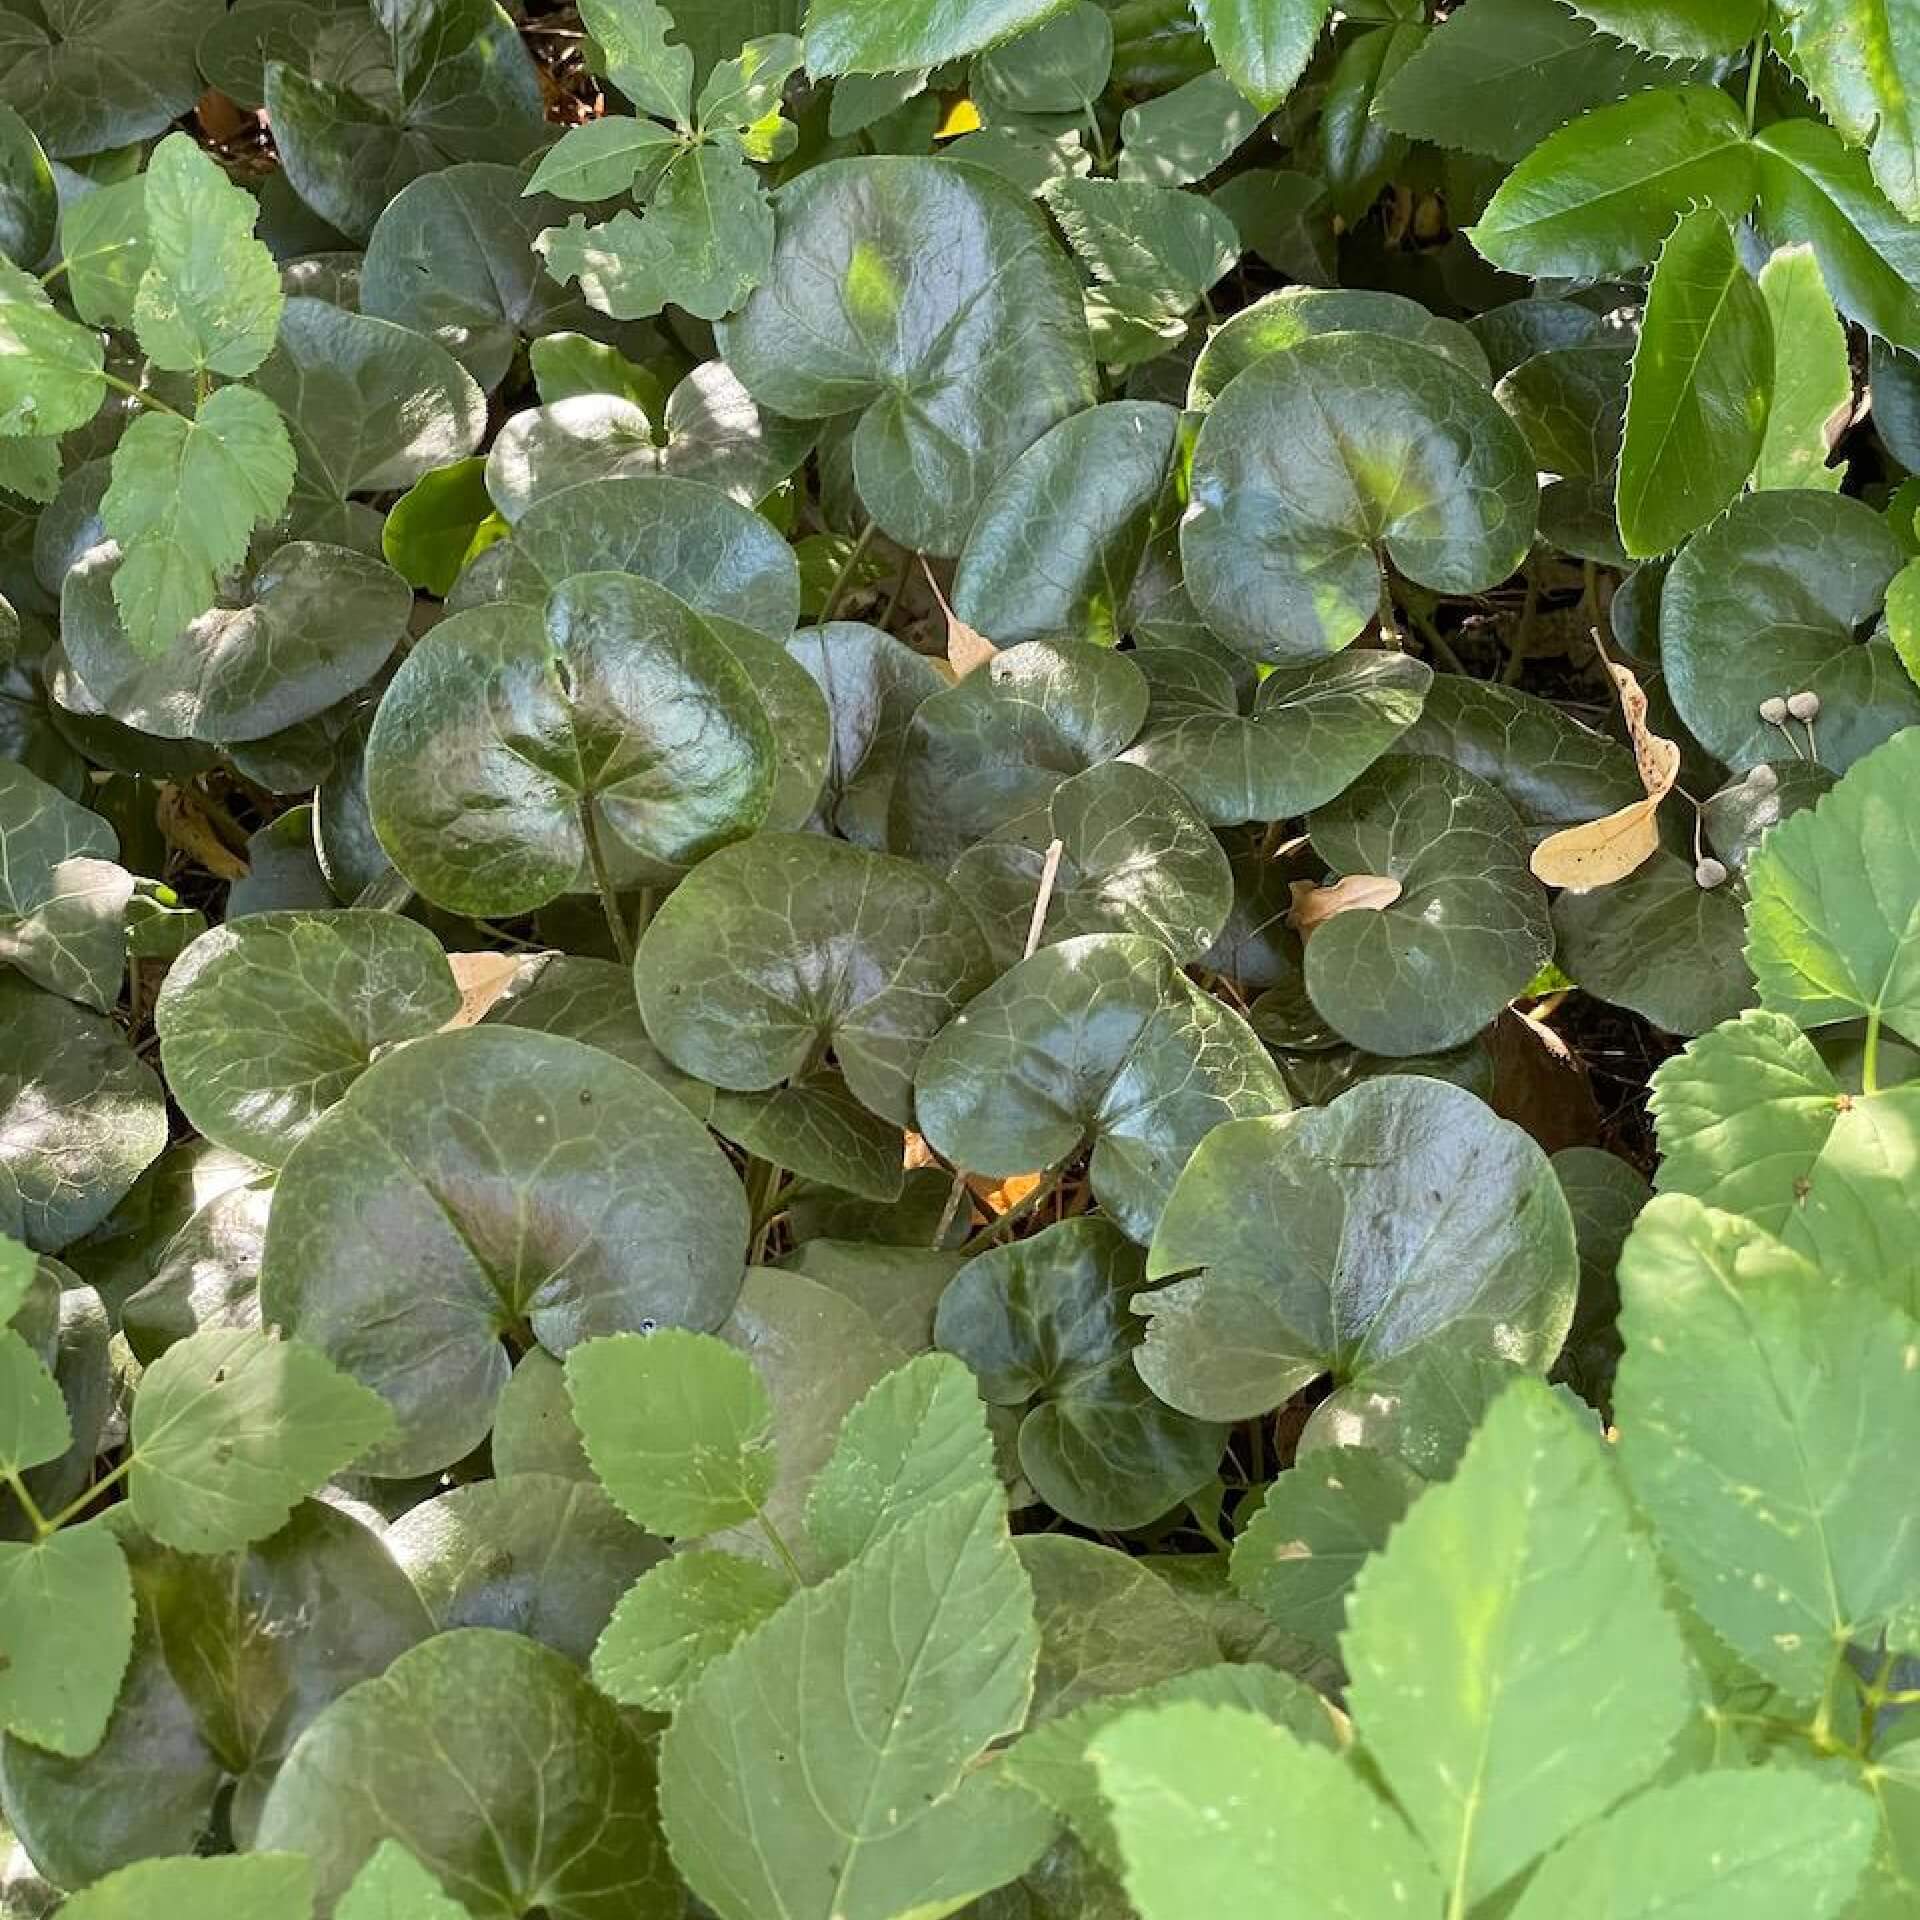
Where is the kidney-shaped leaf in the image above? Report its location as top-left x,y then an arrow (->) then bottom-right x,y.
259,1027 -> 749,1475
935,1216 -> 1226,1530
155,909 -> 460,1168
636,830 -> 993,1125
1183,331 -> 1537,661
718,156 -> 1097,554
916,933 -> 1290,1243
366,571 -> 777,917
1133,1077 -> 1576,1435
0,757 -> 128,1011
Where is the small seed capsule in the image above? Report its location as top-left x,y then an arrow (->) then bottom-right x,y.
1695,856 -> 1729,890
1746,763 -> 1779,792
1758,696 -> 1789,725
1787,689 -> 1821,721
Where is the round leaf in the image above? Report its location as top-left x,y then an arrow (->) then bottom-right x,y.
259,1027 -> 749,1475
1182,331 -> 1537,660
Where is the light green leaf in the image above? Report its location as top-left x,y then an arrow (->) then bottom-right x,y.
1091,1702 -> 1441,1920
1345,1378 -> 1693,1907
1770,0 -> 1920,219
0,1325 -> 67,1474
381,457 -> 505,596
58,1855 -> 312,1920
131,134 -> 282,378
0,759 -> 128,1012
591,1549 -> 791,1711
1469,85 -> 1757,278
806,1351 -> 997,1567
128,1327 -> 395,1552
1893,558 -> 1920,687
567,1328 -> 776,1536
1753,244 -> 1850,491
57,174 -> 149,330
659,1485 -> 1048,1920
338,1841 -> 468,1920
579,0 -> 692,123
0,1520 -> 134,1758
1192,0 -> 1332,109
524,116 -> 681,200
1745,728 -> 1920,1050
0,1232 -> 31,1322
0,261 -> 105,438
1507,1768 -> 1874,1920
99,384 -> 297,658
1618,208 -> 1773,558
1615,1194 -> 1920,1702
804,0 -> 1075,74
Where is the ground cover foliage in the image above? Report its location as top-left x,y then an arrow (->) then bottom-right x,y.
2,0 -> 1920,1910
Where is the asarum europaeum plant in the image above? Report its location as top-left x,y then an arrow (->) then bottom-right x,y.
3,0 -> 1920,1911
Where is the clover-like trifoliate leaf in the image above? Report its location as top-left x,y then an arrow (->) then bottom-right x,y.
951,400 -> 1180,648
1182,331 -> 1536,660
0,758 -> 128,1012
1188,285 -> 1488,408
0,976 -> 167,1251
0,1520 -> 132,1758
890,639 -> 1149,862
1134,1077 -> 1576,1431
591,1548 -> 790,1713
636,829 -> 992,1125
154,910 -> 460,1168
1615,1195 -> 1920,1703
131,134 -> 282,380
915,933 -> 1289,1244
1745,728 -> 1920,1051
803,0 -> 1074,72
449,472 -> 800,637
1661,491 -> 1916,773
255,1627 -> 678,1917
950,760 -> 1233,969
718,156 -> 1096,554
62,538 -> 411,742
1617,209 -> 1772,558
659,1484 -> 1050,1920
260,1028 -> 749,1475
128,1327 -> 394,1552
1092,1701 -> 1440,1920
56,1854 -> 311,1920
1302,753 -> 1552,1054
366,571 -> 776,917
1345,1378 -> 1692,1908
1121,645 -> 1431,826
936,1216 -> 1226,1530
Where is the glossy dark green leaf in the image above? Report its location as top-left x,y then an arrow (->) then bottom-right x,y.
0,103 -> 54,267
154,910 -> 460,1168
255,1627 -> 678,1916
121,1178 -> 273,1362
365,572 -> 777,916
0,975 -> 166,1252
1121,646 -> 1431,826
259,1027 -> 748,1474
890,640 -> 1149,862
974,3 -> 1113,113
1116,68 -> 1262,187
1320,23 -> 1421,220
1190,0 -> 1330,109
718,157 -> 1096,553
1469,85 -> 1757,278
951,401 -> 1180,648
935,1217 -> 1226,1529
636,830 -> 992,1124
0,757 -> 127,1011
916,932 -> 1289,1243
1183,332 -> 1536,660
1661,490 -> 1916,773
712,1069 -> 906,1203
1303,753 -> 1552,1054
61,539 -> 411,744
1133,1077 -> 1575,1432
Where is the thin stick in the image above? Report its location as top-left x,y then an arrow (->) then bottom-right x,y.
578,799 -> 635,967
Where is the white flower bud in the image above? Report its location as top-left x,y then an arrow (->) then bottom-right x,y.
1695,856 -> 1729,890
1787,689 -> 1821,721
1758,696 -> 1789,725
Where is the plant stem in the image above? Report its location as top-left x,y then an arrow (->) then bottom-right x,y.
1408,602 -> 1467,674
96,368 -> 191,421
1863,1008 -> 1882,1095
578,798 -> 635,967
1744,31 -> 1766,131
1501,560 -> 1540,686
2,1467 -> 50,1537
22,1455 -> 134,1538
1376,567 -> 1403,647
758,1512 -> 806,1585
817,520 -> 877,625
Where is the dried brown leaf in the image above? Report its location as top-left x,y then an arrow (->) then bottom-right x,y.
1286,872 -> 1402,933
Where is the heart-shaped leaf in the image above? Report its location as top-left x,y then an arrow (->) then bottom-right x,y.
259,1027 -> 749,1475
915,932 -> 1289,1243
0,758 -> 128,1011
718,156 -> 1097,554
1183,331 -> 1536,660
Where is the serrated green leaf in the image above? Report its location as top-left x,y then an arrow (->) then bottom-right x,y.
0,1520 -> 133,1757
0,1232 -> 32,1323
1190,0 -> 1330,110
1470,86 -> 1757,278
0,260 -> 105,438
1770,0 -> 1920,220
337,1840 -> 468,1920
591,1549 -> 791,1710
1344,1378 -> 1693,1906
58,1854 -> 313,1920
55,173 -> 148,330
1618,208 -> 1773,557
1091,1701 -> 1441,1920
568,1328 -> 776,1536
696,31 -> 803,130
579,0 -> 693,124
1616,1194 -> 1920,1702
0,1324 -> 67,1474
524,116 -> 682,201
804,0 -> 1075,74
99,384 -> 297,657
1566,0 -> 1759,52
129,1328 -> 396,1551
1753,243 -> 1851,491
